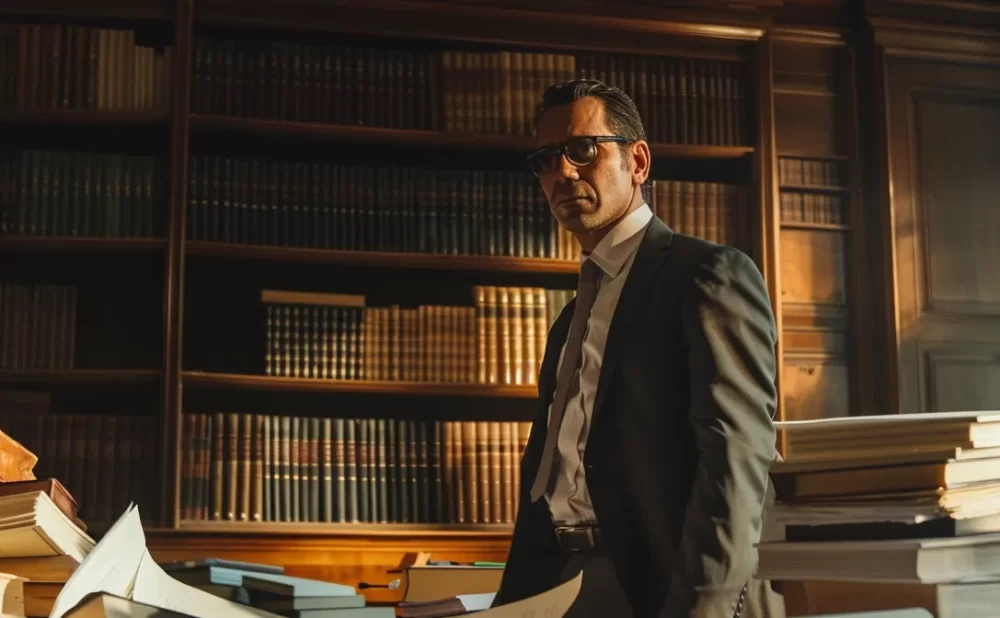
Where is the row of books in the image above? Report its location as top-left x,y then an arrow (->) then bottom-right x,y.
186,156 -> 748,257
0,428 -> 388,618
0,283 -> 77,372
758,411 -> 1000,617
779,192 -> 847,226
187,159 -> 569,259
190,36 -> 748,144
260,287 -> 574,386
180,412 -> 533,525
0,24 -> 173,111
1,149 -> 167,238
1,407 -> 157,528
778,157 -> 845,188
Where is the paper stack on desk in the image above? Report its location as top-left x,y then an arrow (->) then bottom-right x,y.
48,505 -> 277,618
758,411 -> 1000,617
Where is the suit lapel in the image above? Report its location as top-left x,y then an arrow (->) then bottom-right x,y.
592,217 -> 674,422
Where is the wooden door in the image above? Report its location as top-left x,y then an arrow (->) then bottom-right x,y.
883,55 -> 1000,414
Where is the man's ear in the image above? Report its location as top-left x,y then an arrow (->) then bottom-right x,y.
631,140 -> 651,185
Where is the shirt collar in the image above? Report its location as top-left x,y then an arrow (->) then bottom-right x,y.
582,203 -> 653,279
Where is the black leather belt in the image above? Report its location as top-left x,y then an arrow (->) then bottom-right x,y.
554,525 -> 605,551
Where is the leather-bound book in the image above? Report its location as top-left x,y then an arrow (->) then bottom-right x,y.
0,478 -> 78,521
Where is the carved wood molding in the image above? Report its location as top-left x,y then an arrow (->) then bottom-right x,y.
868,0 -> 1000,28
771,26 -> 847,47
870,16 -> 1000,63
193,0 -> 767,56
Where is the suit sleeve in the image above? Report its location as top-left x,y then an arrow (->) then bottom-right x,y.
661,246 -> 778,618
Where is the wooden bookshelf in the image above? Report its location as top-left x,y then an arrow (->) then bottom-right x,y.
182,371 -> 539,399
0,110 -> 170,127
176,521 -> 513,537
0,369 -> 161,385
0,0 -> 912,589
189,114 -> 754,160
779,184 -> 851,194
186,241 -> 579,274
0,0 -> 172,21
780,222 -> 850,232
0,237 -> 167,252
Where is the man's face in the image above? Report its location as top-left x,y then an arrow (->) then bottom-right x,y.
535,97 -> 637,235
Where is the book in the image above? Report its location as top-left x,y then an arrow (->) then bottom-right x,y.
782,580 -> 998,618
160,558 -> 284,575
400,564 -> 504,602
0,572 -> 25,618
0,478 -> 79,520
756,533 -> 1000,583
0,491 -> 94,562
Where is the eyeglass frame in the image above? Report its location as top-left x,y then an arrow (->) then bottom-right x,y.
525,135 -> 634,177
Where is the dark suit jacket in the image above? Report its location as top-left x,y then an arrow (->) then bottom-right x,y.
492,217 -> 779,618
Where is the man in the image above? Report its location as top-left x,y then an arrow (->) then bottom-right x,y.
491,79 -> 781,618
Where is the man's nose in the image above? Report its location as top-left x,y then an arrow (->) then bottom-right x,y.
557,154 -> 579,179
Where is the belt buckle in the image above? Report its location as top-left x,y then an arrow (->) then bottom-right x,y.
555,525 -> 594,551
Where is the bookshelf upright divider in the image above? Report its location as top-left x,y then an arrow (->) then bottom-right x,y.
163,0 -> 194,531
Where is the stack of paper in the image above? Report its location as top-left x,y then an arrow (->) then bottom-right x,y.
759,411 -> 1000,617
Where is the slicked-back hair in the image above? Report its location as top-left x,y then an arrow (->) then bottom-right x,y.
537,79 -> 646,156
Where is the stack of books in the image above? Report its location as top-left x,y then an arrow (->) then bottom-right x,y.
1,423 -> 95,618
756,411 -> 1000,617
167,558 -> 394,617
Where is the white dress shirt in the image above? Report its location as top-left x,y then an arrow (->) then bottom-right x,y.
545,203 -> 654,525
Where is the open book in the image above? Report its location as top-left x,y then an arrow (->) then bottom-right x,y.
48,505 -> 279,618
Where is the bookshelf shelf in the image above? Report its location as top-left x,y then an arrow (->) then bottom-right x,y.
0,369 -> 161,385
174,521 -> 513,537
779,184 -> 851,194
0,0 -> 172,22
0,236 -> 167,253
777,152 -> 849,162
0,110 -> 170,127
189,115 -> 755,160
182,372 -> 539,399
186,241 -> 580,275
780,222 -> 850,232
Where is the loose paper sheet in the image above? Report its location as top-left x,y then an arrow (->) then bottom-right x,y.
470,572 -> 581,618
49,505 -> 277,618
48,504 -> 146,618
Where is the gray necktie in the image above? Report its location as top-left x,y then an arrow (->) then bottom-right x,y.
530,259 -> 603,502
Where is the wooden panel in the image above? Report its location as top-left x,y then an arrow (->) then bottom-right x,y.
883,55 -> 1000,415
779,229 -> 846,305
774,92 -> 844,156
922,347 -> 1000,413
781,355 -> 849,421
916,96 -> 1000,315
867,1 -> 1000,29
145,529 -> 510,605
781,329 -> 846,355
773,43 -> 839,90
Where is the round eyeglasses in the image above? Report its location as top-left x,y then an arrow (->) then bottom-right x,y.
526,136 -> 633,177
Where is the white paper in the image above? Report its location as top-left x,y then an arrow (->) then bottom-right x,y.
49,505 -> 279,618
458,592 -> 496,611
469,572 -> 581,617
48,504 -> 146,618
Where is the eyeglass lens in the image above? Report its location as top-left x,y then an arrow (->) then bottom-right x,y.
532,137 -> 598,175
